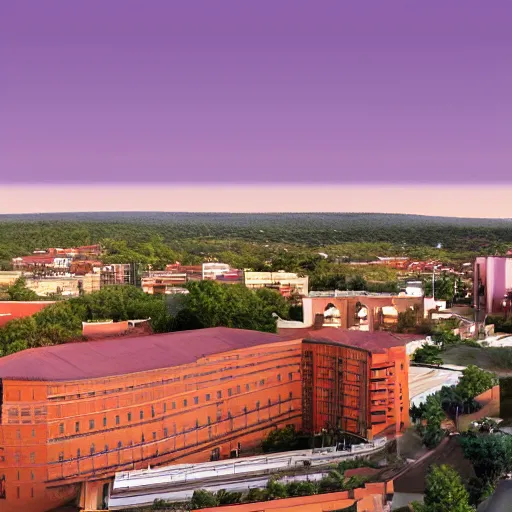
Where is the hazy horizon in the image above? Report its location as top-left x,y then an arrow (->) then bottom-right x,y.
1,184 -> 511,219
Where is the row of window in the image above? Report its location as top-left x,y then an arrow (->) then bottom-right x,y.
57,376 -> 294,435
54,395 -> 296,463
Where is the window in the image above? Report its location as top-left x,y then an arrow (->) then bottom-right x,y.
103,417 -> 107,427
75,422 -> 80,433
163,403 -> 167,413
183,399 -> 188,407
194,397 -> 199,405
104,445 -> 109,452
31,487 -> 34,498
58,452 -> 64,462
30,452 -> 35,464
30,471 -> 35,481
260,379 -> 265,386
277,374 -> 281,382
151,406 -> 155,418
31,429 -> 35,438
228,388 -> 232,397
278,395 -> 282,403
288,372 -> 293,381
243,406 -> 247,414
268,398 -> 271,406
163,428 -> 168,437
289,392 -> 293,399
140,410 -> 144,420
141,433 -> 145,443
117,442 -> 122,449
256,401 -> 260,410
216,410 -> 222,422
127,412 -> 132,422
17,471 -> 20,481
16,487 -> 20,499
235,385 -> 240,394
207,416 -> 211,425
245,384 -> 250,392
172,401 -> 176,410
217,391 -> 222,399
14,452 -> 20,464
58,423 -> 64,434
195,419 -> 199,428
152,432 -> 156,440
115,415 -> 120,425
227,411 -> 232,419
90,444 -> 95,455
77,449 -> 81,458
205,394 -> 211,402
89,420 -> 95,430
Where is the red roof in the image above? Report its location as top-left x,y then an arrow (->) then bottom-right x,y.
280,327 -> 425,354
15,255 -> 55,265
0,301 -> 55,327
0,327 -> 288,381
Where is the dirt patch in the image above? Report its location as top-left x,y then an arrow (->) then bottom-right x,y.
442,345 -> 512,376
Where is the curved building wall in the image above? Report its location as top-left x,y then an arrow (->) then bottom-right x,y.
0,339 -> 302,512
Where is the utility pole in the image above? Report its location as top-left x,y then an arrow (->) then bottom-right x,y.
432,266 -> 436,300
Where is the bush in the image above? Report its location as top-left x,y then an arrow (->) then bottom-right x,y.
262,425 -> 300,453
413,345 -> 443,365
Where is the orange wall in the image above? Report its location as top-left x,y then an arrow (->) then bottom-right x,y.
82,321 -> 129,337
199,482 -> 392,512
0,339 -> 303,512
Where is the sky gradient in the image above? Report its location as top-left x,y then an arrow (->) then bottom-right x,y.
1,1 -> 511,184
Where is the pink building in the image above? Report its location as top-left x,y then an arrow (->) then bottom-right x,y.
474,256 -> 512,315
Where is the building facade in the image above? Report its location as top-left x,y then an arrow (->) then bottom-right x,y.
243,271 -> 309,297
474,256 -> 512,316
0,327 -> 411,512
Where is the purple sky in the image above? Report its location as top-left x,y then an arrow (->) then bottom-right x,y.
1,1 -> 511,184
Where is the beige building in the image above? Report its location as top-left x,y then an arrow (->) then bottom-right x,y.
243,271 -> 309,297
24,273 -> 101,297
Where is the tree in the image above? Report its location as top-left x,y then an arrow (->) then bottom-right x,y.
262,425 -> 300,453
412,345 -> 443,366
457,365 -> 497,403
412,464 -> 474,512
6,277 -> 39,301
254,287 -> 291,319
459,433 -> 512,487
417,395 -> 445,449
190,489 -> 218,509
173,281 -> 278,333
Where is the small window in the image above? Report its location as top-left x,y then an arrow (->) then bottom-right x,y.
89,420 -> 95,430
58,423 -> 64,434
207,416 -> 211,425
288,372 -> 293,381
289,392 -> 293,399
236,385 -> 240,394
75,422 -> 80,433
127,412 -> 132,422
103,417 -> 107,427
77,449 -> 81,458
245,384 -> 250,392
151,406 -> 155,418
183,399 -> 188,407
30,472 -> 34,481
30,452 -> 35,464
104,445 -> 109,452
228,388 -> 232,397
58,452 -> 64,462
163,403 -> 167,413
152,432 -> 156,440
140,410 -> 144,420
163,428 -> 168,437
195,419 -> 199,428
205,394 -> 211,402
31,429 -> 36,438
260,379 -> 265,386
256,401 -> 260,410
16,487 -> 20,499
277,374 -> 281,382
268,398 -> 271,406
172,401 -> 176,409
90,444 -> 95,455
194,397 -> 199,405
115,415 -> 120,425
141,433 -> 145,443
217,391 -> 222,399
118,441 -> 122,449
227,411 -> 232,419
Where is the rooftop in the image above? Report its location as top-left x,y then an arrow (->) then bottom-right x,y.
0,327 -> 288,382
0,326 -> 423,382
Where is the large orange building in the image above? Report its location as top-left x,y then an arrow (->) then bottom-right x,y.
0,327 -> 414,512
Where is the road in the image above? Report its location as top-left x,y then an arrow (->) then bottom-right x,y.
408,366 -> 461,406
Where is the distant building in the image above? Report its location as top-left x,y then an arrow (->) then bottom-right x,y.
243,271 -> 309,297
303,292 -> 424,331
474,256 -> 512,316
